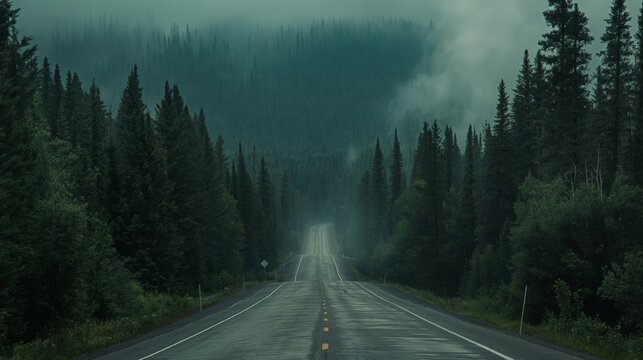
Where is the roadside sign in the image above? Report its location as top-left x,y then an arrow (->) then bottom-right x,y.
260,259 -> 268,268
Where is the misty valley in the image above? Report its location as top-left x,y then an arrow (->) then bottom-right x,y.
1,0 -> 642,359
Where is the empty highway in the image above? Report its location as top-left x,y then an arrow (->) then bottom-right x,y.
86,223 -> 592,360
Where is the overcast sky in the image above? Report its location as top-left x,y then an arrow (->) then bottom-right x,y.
12,0 -> 642,134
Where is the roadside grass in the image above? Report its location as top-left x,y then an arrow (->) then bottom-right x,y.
387,283 -> 643,360
5,282 -> 257,360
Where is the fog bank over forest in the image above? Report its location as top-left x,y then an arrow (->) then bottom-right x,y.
13,0 -> 637,138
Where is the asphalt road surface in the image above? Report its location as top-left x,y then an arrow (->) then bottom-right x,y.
85,223 -> 594,360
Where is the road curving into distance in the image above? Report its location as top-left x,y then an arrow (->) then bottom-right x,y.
85,223 -> 594,360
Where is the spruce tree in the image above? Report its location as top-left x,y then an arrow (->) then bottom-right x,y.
633,4 -> 643,186
237,144 -> 258,273
459,125 -> 477,257
0,0 -> 38,343
258,157 -> 277,261
599,0 -> 633,186
539,0 -> 593,177
113,66 -> 179,291
370,138 -> 388,244
390,129 -> 405,211
357,171 -> 371,256
279,172 -> 292,252
512,50 -> 535,182
49,64 -> 63,138
39,57 -> 52,118
478,80 -> 515,246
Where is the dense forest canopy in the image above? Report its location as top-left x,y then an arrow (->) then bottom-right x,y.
31,20 -> 433,149
1,0 -> 643,358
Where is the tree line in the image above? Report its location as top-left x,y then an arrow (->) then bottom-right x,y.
0,0 -> 292,348
354,0 -> 643,335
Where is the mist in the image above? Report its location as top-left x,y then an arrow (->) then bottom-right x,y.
13,0 -> 640,138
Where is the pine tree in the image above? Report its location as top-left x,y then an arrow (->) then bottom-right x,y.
155,82 -> 203,288
356,170 -> 371,257
390,129 -> 405,211
236,144 -> 258,274
459,125 -> 477,257
83,81 -> 109,213
532,51 -> 548,168
478,80 -> 515,246
39,57 -> 52,118
0,0 -> 39,343
512,50 -> 535,182
61,71 -> 85,148
599,0 -> 633,187
49,64 -> 63,138
539,0 -> 593,177
113,66 -> 179,291
258,157 -> 277,261
633,4 -> 643,186
370,138 -> 388,244
279,172 -> 292,252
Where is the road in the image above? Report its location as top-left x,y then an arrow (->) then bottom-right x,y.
86,223 -> 593,360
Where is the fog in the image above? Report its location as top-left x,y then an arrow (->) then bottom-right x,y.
13,0 -> 641,135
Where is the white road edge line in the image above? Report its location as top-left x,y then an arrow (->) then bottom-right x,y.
294,255 -> 304,281
138,282 -> 287,360
331,255 -> 343,282
355,282 -> 513,360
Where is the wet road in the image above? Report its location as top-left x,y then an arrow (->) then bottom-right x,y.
86,223 -> 591,360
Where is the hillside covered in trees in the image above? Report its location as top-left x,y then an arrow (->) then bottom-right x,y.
2,0 -> 643,358
351,0 -> 643,349
1,0 -> 297,351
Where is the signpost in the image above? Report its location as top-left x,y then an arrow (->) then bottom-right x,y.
260,259 -> 269,281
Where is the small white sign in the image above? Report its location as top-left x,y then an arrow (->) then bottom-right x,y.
260,259 -> 269,268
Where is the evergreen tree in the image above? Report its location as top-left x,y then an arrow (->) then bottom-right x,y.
61,71 -> 85,149
478,80 -> 514,247
356,171 -> 371,257
258,157 -> 278,261
49,64 -> 63,138
236,144 -> 258,274
370,138 -> 388,245
633,4 -> 643,186
539,1 -> 593,177
82,81 -> 109,213
458,125 -> 477,260
532,51 -> 548,169
0,0 -> 38,343
112,66 -> 179,291
39,57 -> 52,118
390,129 -> 405,211
279,172 -> 292,252
512,50 -> 535,182
155,82 -> 203,288
599,0 -> 633,187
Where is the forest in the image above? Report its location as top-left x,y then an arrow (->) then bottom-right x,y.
350,0 -> 643,348
0,0 -> 300,352
1,0 -> 643,358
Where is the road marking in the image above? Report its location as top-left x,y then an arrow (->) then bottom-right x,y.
322,343 -> 329,351
355,283 -> 514,360
226,300 -> 241,309
331,255 -> 343,281
323,318 -> 328,321
293,255 -> 304,281
324,327 -> 329,332
138,283 -> 287,360
324,311 -> 328,315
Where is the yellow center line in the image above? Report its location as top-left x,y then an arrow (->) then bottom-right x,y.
322,343 -> 329,351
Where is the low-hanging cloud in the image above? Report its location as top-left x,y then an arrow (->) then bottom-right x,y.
13,0 -> 640,140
